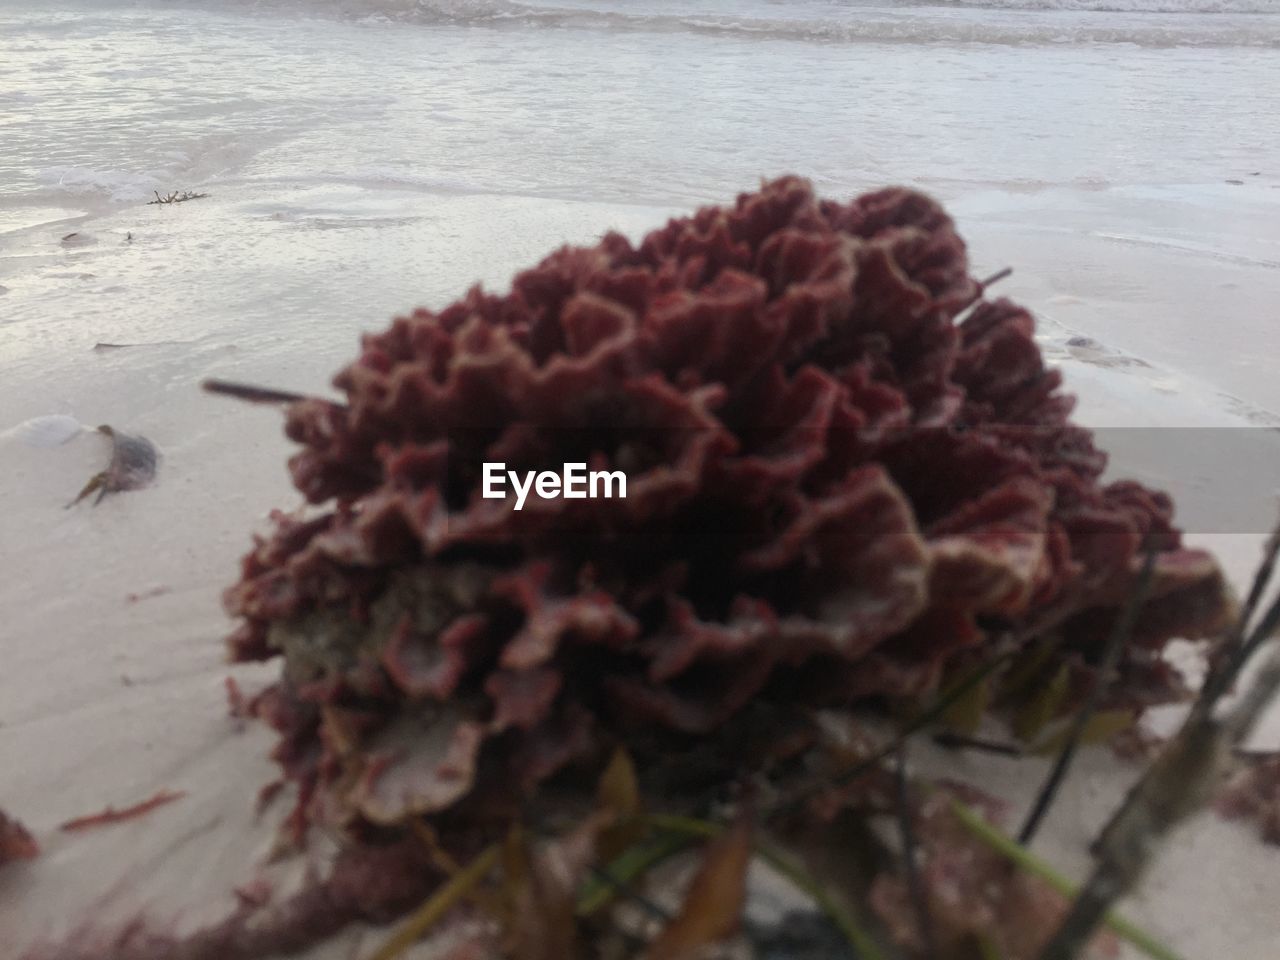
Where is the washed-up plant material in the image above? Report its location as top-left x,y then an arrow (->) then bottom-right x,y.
1,809 -> 39,866
1217,752 -> 1280,844
208,177 -> 1240,958
871,793 -> 1118,960
57,789 -> 187,834
147,190 -> 208,205
67,425 -> 159,507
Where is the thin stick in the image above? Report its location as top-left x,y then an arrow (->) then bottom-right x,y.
768,597 -> 1101,822
766,641 -> 1017,821
894,743 -> 935,959
955,267 -> 1014,320
1018,551 -> 1156,844
1037,726 -> 1222,960
1038,534 -> 1280,960
202,378 -> 327,406
931,732 -> 1023,757
979,267 -> 1013,288
1200,523 -> 1280,703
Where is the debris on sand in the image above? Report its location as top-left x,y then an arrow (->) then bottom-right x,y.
1,810 -> 39,866
66,425 -> 159,507
58,790 -> 187,834
148,190 -> 209,205
1217,751 -> 1280,844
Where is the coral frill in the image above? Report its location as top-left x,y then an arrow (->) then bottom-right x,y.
224,176 -> 1232,837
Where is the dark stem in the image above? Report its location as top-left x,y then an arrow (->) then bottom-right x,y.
1018,550 -> 1156,845
1039,532 -> 1280,960
766,640 -> 1017,822
931,732 -> 1023,757
586,863 -> 672,922
1201,523 -> 1280,705
978,267 -> 1013,288
954,267 -> 1014,322
894,743 -> 935,959
202,378 -> 335,406
767,597 -> 1102,823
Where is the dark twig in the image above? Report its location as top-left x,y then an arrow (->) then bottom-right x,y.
768,596 -> 1106,823
955,267 -> 1014,322
894,743 -> 935,959
202,378 -> 336,406
1018,550 -> 1157,845
978,267 -> 1013,289
148,190 -> 209,205
931,732 -> 1023,757
1039,530 -> 1280,960
766,641 -> 1018,822
586,863 -> 672,922
1201,525 -> 1280,705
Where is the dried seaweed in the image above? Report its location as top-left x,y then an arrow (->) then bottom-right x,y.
644,811 -> 752,959
58,790 -> 187,833
148,190 -> 208,205
369,845 -> 500,960
649,811 -> 886,960
66,425 -> 159,507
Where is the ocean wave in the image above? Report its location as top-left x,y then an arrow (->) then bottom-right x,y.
197,0 -> 1280,47
36,165 -> 166,203
926,1 -> 1275,12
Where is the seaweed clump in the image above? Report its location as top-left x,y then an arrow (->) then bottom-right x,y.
224,176 -> 1231,842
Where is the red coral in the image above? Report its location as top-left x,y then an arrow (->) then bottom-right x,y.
224,176 -> 1231,837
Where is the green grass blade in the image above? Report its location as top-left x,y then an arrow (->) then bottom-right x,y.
646,814 -> 887,960
949,800 -> 1186,960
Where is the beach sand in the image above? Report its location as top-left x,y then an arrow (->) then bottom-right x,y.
4,180 -> 1279,959
3,1 -> 1280,956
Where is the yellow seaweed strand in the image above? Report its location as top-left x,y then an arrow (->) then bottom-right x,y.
367,844 -> 500,960
949,800 -> 1185,960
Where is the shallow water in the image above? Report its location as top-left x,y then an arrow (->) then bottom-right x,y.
2,0 -> 1278,214
3,0 -> 1278,401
